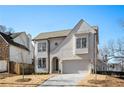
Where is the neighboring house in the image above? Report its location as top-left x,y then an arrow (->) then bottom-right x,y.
108,63 -> 122,72
95,59 -> 124,72
108,57 -> 124,72
0,32 -> 34,74
33,19 -> 99,74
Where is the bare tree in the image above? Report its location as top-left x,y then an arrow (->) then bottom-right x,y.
99,44 -> 109,79
7,27 -> 15,33
100,38 -> 124,73
108,40 -> 116,59
115,38 -> 124,71
100,39 -> 124,60
19,35 -> 27,80
99,41 -> 117,81
100,43 -> 110,61
0,25 -> 7,32
0,25 -> 14,33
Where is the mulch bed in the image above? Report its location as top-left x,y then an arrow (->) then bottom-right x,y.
16,78 -> 31,82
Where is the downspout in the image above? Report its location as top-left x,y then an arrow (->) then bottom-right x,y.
47,39 -> 50,73
94,33 -> 97,79
7,44 -> 10,74
89,33 -> 92,73
33,41 -> 36,73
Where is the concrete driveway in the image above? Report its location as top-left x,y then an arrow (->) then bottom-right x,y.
40,72 -> 87,87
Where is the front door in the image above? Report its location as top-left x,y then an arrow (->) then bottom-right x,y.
52,57 -> 59,72
55,59 -> 59,71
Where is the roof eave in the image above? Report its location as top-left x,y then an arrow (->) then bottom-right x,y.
32,36 -> 67,41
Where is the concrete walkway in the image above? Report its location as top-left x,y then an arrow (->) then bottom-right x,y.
40,72 -> 87,87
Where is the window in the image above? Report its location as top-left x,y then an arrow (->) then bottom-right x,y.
42,58 -> 46,68
76,38 -> 81,48
38,58 -> 42,68
38,43 -> 42,52
42,42 -> 46,51
38,58 -> 46,68
82,38 -> 86,48
76,37 -> 87,49
37,42 -> 46,52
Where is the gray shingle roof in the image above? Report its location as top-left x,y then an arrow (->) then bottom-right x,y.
33,29 -> 72,40
10,32 -> 23,39
33,26 -> 98,41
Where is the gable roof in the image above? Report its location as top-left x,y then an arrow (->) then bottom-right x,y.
10,32 -> 23,39
33,26 -> 98,41
50,19 -> 99,54
50,19 -> 84,54
33,29 -> 71,41
0,32 -> 29,51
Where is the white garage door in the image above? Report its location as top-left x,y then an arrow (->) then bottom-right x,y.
0,60 -> 7,72
62,60 -> 90,74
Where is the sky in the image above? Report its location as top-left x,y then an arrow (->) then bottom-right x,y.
0,5 -> 124,47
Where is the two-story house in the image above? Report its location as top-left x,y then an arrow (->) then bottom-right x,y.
33,19 -> 99,74
0,31 -> 34,74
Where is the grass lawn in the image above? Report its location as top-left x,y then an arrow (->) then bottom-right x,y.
79,74 -> 124,87
0,73 -> 54,87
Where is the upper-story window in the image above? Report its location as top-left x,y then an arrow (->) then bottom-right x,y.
38,42 -> 46,52
38,43 -> 42,52
82,38 -> 87,48
42,42 -> 46,51
76,37 -> 87,49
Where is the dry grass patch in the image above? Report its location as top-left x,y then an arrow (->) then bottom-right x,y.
0,73 -> 54,87
16,78 -> 31,82
79,74 -> 124,87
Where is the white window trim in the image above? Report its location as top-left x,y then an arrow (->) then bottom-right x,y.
38,58 -> 47,69
38,58 -> 42,68
76,36 -> 87,49
38,43 -> 42,52
41,42 -> 46,52
73,34 -> 88,54
37,41 -> 47,52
